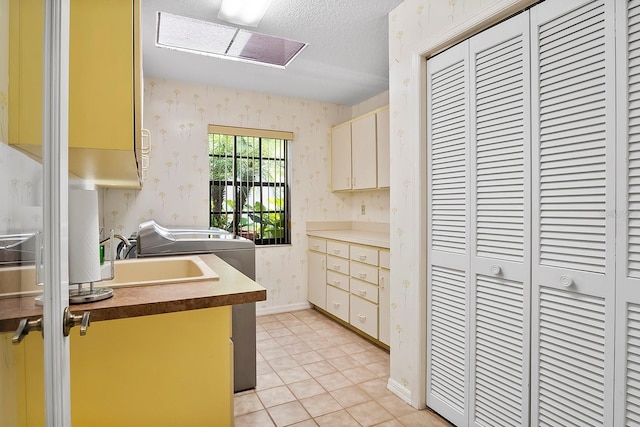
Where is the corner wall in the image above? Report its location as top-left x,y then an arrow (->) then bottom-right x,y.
102,80 -> 390,314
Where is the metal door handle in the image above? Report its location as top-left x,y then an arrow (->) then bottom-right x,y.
63,307 -> 91,337
12,317 -> 43,344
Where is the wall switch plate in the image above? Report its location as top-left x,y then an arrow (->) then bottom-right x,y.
361,204 -> 366,215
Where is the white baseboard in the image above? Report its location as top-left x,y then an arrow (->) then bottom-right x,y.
387,378 -> 413,406
256,302 -> 312,316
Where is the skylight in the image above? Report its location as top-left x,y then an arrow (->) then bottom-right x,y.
156,12 -> 307,68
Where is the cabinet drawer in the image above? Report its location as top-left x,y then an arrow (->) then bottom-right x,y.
379,250 -> 390,269
327,255 -> 349,274
327,241 -> 349,259
308,237 -> 326,253
350,278 -> 378,304
327,270 -> 349,291
350,296 -> 378,339
350,245 -> 378,266
327,286 -> 349,322
349,261 -> 378,285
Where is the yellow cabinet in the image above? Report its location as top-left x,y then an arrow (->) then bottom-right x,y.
9,0 -> 143,188
2,307 -> 233,427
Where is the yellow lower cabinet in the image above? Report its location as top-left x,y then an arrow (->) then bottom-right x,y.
18,306 -> 233,427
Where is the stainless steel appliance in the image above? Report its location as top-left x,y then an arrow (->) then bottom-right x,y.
134,220 -> 257,392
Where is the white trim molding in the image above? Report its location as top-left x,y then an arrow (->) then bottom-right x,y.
256,301 -> 312,317
388,378 -> 412,405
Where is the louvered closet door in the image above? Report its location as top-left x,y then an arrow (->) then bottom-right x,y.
616,1 -> 640,425
468,12 -> 531,427
426,41 -> 470,427
530,1 -> 616,425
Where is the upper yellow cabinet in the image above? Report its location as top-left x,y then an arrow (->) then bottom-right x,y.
9,0 -> 143,188
330,106 -> 390,192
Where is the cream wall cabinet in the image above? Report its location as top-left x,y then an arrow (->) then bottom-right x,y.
351,114 -> 377,190
330,122 -> 352,191
330,106 -> 390,191
376,109 -> 390,188
306,235 -> 390,346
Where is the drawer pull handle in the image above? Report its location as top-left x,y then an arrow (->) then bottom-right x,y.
334,249 -> 341,254
359,273 -> 367,279
358,314 -> 367,322
312,244 -> 319,249
332,302 -> 340,308
358,254 -> 367,261
333,265 -> 340,270
380,276 -> 385,289
358,289 -> 366,296
333,280 -> 341,285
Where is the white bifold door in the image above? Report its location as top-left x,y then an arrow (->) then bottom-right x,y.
426,11 -> 531,427
530,1 -> 616,425
426,0 -> 631,426
617,1 -> 640,426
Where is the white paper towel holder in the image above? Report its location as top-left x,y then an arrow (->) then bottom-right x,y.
68,230 -> 116,304
34,231 -> 116,306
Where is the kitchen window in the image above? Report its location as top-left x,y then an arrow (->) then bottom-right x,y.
208,125 -> 292,245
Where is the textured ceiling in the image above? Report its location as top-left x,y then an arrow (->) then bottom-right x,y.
142,0 -> 402,106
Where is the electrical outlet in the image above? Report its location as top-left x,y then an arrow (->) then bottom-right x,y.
361,204 -> 366,215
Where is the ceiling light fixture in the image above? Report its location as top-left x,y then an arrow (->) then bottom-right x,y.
218,0 -> 274,27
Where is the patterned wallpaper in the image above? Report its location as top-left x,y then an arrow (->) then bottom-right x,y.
102,79 -> 390,313
388,0 -> 529,408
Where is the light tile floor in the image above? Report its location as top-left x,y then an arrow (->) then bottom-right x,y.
234,309 -> 453,427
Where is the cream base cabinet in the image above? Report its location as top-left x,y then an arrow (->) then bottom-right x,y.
378,251 -> 390,345
307,238 -> 327,310
307,235 -> 390,347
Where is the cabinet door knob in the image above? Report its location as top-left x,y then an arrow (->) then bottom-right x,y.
560,275 -> 573,287
491,265 -> 502,276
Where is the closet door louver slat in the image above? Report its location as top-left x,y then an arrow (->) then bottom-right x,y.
532,1 -> 615,426
616,1 -> 640,425
469,12 -> 530,427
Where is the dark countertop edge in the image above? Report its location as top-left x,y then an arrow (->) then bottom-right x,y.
0,289 -> 267,333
